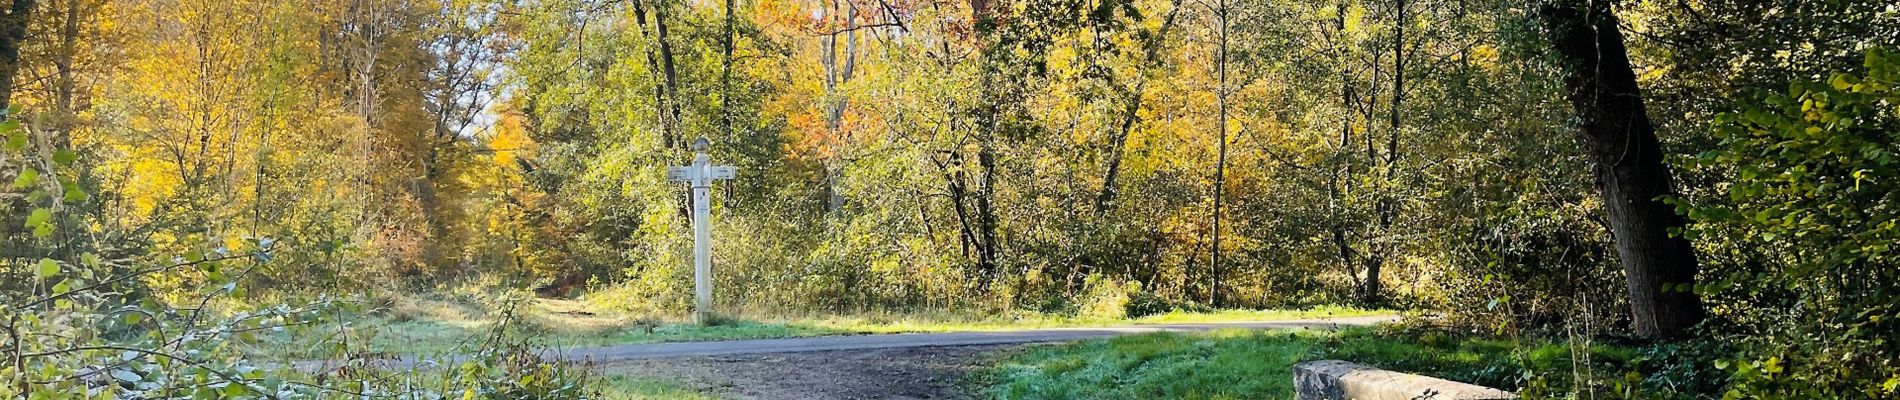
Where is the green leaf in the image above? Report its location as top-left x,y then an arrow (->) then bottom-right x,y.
51,149 -> 76,165
63,184 -> 87,203
110,369 -> 141,383
11,168 -> 36,189
125,313 -> 143,325
35,259 -> 60,279
25,208 -> 52,229
3,130 -> 23,151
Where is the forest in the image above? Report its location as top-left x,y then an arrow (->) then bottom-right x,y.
1,0 -> 1896,398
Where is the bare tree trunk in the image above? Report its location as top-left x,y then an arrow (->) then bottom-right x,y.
1542,0 -> 1705,339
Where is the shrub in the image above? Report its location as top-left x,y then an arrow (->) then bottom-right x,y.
1679,47 -> 1900,398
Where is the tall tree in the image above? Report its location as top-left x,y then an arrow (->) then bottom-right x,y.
820,0 -> 859,213
48,0 -> 82,146
1541,0 -> 1705,338
0,0 -> 34,115
1208,0 -> 1230,306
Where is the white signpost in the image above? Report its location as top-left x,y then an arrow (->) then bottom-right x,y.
667,137 -> 736,325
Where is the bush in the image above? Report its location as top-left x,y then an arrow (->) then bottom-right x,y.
2,117 -> 599,399
1075,274 -> 1133,319
1123,290 -> 1173,319
1679,47 -> 1900,398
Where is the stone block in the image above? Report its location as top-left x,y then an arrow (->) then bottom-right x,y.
1293,360 -> 1518,400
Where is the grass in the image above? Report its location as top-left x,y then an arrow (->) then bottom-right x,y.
981,327 -> 1649,399
593,376 -> 720,400
248,295 -> 1390,359
984,329 -> 1328,399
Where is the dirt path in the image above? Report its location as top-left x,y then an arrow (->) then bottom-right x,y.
586,316 -> 1396,399
601,345 -> 1022,400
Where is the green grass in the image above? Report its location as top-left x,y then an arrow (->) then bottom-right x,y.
981,327 -> 1648,399
594,376 -> 720,400
249,297 -> 1390,359
984,329 -> 1328,399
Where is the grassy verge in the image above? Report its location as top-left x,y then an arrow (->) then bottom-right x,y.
985,329 -> 1325,399
249,295 -> 1390,359
594,376 -> 720,400
982,327 -> 1660,399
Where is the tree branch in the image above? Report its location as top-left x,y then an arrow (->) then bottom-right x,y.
13,253 -> 252,310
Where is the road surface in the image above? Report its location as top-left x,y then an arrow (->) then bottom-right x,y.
558,315 -> 1396,362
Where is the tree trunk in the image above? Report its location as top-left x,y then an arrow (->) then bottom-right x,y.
1328,1 -> 1363,300
630,0 -> 670,148
967,0 -> 1000,293
52,0 -> 78,146
975,141 -> 1000,290
1095,80 -> 1143,214
721,0 -> 734,138
1209,0 -> 1229,307
821,0 -> 858,214
1363,0 -> 1409,305
940,152 -> 978,262
0,0 -> 37,117
655,5 -> 681,148
1095,0 -> 1182,214
1542,0 -> 1705,338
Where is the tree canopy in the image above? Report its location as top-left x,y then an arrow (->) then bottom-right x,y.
2,0 -> 1897,397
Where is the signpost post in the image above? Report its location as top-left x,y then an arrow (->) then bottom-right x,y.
667,137 -> 736,325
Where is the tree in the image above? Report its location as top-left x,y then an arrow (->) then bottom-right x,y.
0,0 -> 34,115
1208,0 -> 1230,306
1541,0 -> 1704,338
